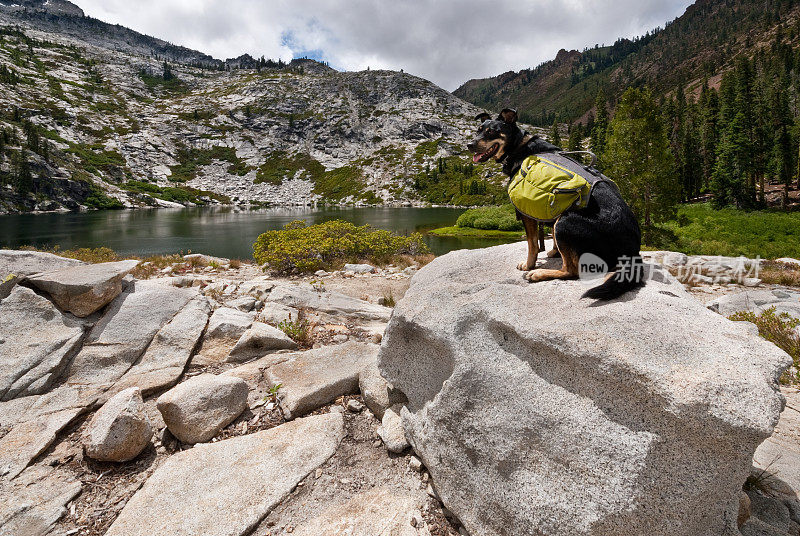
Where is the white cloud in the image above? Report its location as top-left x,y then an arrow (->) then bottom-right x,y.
73,0 -> 693,91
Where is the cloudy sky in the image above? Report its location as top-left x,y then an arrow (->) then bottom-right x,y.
74,0 -> 694,91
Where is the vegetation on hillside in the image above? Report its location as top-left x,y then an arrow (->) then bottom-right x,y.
455,0 -> 800,127
252,219 -> 431,274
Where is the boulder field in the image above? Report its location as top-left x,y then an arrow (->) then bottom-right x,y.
379,241 -> 794,536
0,246 -> 799,536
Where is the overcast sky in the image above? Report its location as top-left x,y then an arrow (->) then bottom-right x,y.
74,0 -> 694,91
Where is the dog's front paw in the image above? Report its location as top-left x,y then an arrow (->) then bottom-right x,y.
517,260 -> 535,271
524,270 -> 542,282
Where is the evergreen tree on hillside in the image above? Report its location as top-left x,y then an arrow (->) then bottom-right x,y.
567,123 -> 583,151
590,90 -> 608,159
711,63 -> 757,208
769,75 -> 794,209
550,119 -> 562,147
682,97 -> 702,201
699,81 -> 719,192
12,152 -> 32,196
605,87 -> 678,243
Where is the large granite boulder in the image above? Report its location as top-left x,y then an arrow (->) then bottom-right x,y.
27,259 -> 140,316
109,296 -> 211,398
0,286 -> 85,401
378,241 -> 792,536
65,281 -> 196,390
0,249 -> 84,278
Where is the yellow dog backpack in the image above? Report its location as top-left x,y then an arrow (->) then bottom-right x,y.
508,151 -> 613,222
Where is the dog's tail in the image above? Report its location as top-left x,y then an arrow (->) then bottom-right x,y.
581,256 -> 645,301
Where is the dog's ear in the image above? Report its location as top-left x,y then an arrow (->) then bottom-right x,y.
497,108 -> 517,124
474,112 -> 491,123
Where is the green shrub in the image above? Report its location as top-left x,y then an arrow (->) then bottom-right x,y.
456,204 -> 523,231
278,314 -> 311,346
84,185 -> 123,210
729,307 -> 799,384
253,219 -> 430,273
255,151 -> 325,185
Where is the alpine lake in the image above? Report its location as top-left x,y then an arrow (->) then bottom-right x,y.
0,206 -> 522,259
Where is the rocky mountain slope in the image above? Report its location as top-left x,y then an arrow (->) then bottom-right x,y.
0,0 -> 518,214
454,0 -> 800,124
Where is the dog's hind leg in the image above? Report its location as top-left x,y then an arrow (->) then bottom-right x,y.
525,246 -> 579,282
545,220 -> 560,258
517,215 -> 540,271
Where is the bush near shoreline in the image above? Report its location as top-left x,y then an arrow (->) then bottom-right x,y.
253,219 -> 432,274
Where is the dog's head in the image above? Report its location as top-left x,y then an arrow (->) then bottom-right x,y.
467,108 -> 523,164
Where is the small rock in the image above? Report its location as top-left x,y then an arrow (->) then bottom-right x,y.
227,296 -> 257,312
347,400 -> 364,413
156,374 -> 248,444
359,361 -> 394,420
744,278 -> 762,287
344,263 -> 376,274
426,483 -> 438,500
330,405 -> 345,414
83,388 -> 152,462
409,456 -> 423,472
332,334 -> 349,343
739,491 -> 752,528
373,439 -> 383,448
227,322 -> 297,363
377,404 -> 409,453
403,266 -> 417,275
314,270 -> 329,277
370,333 -> 383,344
259,302 -> 300,326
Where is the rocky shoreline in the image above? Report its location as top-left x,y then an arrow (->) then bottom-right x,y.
1,245 -> 799,535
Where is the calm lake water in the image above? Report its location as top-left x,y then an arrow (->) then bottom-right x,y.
0,206 -> 521,259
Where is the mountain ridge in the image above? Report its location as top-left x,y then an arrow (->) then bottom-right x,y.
0,2 -> 523,214
454,0 -> 800,125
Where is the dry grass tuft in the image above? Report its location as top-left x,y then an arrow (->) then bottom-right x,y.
759,261 -> 800,287
729,307 -> 800,384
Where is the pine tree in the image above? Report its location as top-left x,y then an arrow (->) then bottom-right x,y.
699,81 -> 719,192
604,87 -> 678,244
550,119 -> 562,147
12,152 -> 32,196
567,123 -> 583,152
590,90 -> 608,158
769,75 -> 793,209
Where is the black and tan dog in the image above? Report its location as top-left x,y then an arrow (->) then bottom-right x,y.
467,108 -> 644,300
